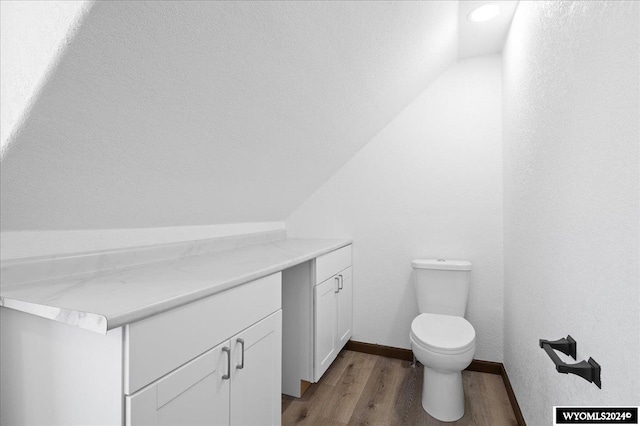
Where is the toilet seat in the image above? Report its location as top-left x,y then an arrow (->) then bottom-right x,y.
411,313 -> 475,355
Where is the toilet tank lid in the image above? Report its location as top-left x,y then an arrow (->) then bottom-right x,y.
411,259 -> 472,271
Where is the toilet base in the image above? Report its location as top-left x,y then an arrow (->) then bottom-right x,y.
422,366 -> 464,422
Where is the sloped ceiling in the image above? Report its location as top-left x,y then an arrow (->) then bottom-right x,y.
1,1 -> 458,231
458,1 -> 518,59
0,0 -> 91,156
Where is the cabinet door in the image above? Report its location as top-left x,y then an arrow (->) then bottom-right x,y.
230,310 -> 282,426
336,267 -> 353,350
126,341 -> 230,426
314,276 -> 338,381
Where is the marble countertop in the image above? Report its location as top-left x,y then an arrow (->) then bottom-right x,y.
0,238 -> 350,334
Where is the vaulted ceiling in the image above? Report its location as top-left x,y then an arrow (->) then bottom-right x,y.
1,1 -> 462,230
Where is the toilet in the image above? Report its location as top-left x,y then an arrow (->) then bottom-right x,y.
409,259 -> 475,422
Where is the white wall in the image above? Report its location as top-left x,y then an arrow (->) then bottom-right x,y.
288,56 -> 503,361
0,1 -> 458,233
503,1 -> 639,424
0,0 -> 92,158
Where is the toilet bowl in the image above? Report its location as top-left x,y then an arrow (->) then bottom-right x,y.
410,313 -> 476,422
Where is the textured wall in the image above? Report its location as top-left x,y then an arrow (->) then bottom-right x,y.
0,0 -> 92,157
288,56 -> 503,361
503,2 -> 640,423
0,1 -> 457,232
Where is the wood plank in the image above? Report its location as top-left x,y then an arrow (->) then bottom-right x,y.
282,382 -> 323,425
395,363 -> 439,426
282,394 -> 294,413
283,350 -> 519,426
481,373 -> 518,425
344,340 -> 523,424
348,356 -> 408,425
308,351 -> 378,423
282,351 -> 375,425
463,371 -> 492,426
320,350 -> 356,387
284,409 -> 346,426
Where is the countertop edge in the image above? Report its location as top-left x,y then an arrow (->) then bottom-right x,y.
2,239 -> 351,334
106,239 -> 351,329
1,297 -> 108,334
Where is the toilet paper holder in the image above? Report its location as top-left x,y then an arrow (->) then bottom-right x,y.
539,335 -> 601,388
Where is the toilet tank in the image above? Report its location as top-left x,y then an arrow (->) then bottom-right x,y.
411,259 -> 472,317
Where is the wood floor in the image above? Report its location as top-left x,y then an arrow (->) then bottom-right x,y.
282,350 -> 517,426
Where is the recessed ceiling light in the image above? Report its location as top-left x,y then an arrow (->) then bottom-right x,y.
468,3 -> 500,22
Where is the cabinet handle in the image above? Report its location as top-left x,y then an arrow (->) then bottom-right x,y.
236,338 -> 245,369
334,276 -> 340,293
338,274 -> 344,290
222,347 -> 231,380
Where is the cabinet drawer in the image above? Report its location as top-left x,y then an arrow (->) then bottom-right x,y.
315,245 -> 351,284
124,273 -> 281,394
126,341 -> 229,425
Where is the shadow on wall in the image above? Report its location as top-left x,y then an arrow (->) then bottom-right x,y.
0,1 -> 458,232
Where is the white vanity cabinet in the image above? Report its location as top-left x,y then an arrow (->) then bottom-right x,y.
1,238 -> 352,424
126,310 -> 282,426
281,244 -> 353,397
125,272 -> 282,426
313,247 -> 353,380
313,274 -> 338,381
0,273 -> 282,426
